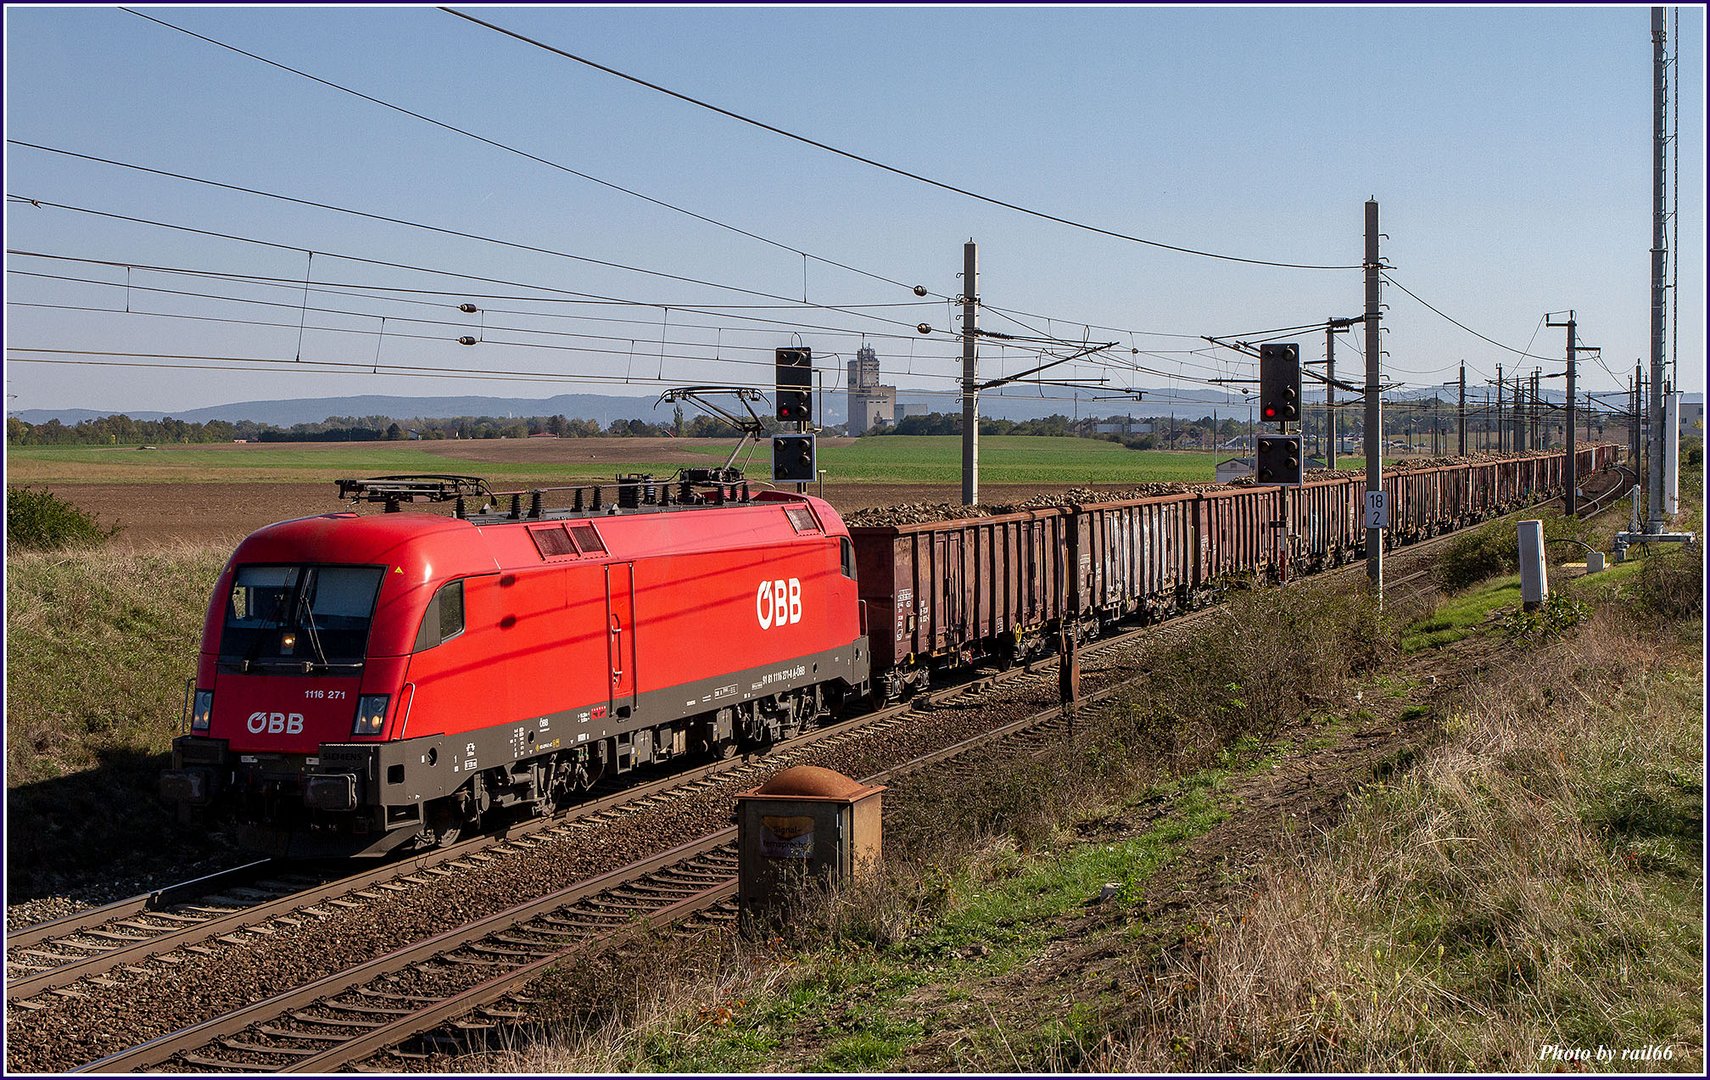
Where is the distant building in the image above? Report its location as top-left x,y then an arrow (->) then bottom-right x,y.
846,344 -> 895,435
850,386 -> 896,435
1681,401 -> 1704,438
1096,420 -> 1152,435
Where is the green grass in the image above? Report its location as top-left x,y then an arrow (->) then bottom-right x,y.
1402,575 -> 1523,652
631,747 -> 1257,1073
1110,600 -> 1704,1073
823,438 -> 1224,485
5,437 -> 1227,487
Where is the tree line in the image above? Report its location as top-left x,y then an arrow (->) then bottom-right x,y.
4,406 -> 755,446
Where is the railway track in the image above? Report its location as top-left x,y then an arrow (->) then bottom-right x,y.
9,472 -> 1624,1071
72,642 -> 1176,1074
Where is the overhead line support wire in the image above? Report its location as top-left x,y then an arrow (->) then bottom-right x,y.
116,7 -> 933,299
1382,273 -> 1561,363
440,7 -> 1360,271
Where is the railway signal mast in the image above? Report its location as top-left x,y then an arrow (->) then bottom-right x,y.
1255,343 -> 1304,487
772,347 -> 816,487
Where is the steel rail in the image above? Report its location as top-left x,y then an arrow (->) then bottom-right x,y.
71,831 -> 739,1074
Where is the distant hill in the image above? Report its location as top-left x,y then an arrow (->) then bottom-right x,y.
17,387 -> 1696,429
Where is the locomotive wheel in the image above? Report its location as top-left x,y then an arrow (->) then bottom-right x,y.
425,798 -> 472,848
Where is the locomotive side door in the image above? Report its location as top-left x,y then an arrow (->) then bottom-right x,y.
604,563 -> 637,720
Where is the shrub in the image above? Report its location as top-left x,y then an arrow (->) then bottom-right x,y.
6,486 -> 119,550
1496,592 -> 1590,642
1633,542 -> 1705,620
1435,511 -> 1591,592
1140,578 -> 1401,744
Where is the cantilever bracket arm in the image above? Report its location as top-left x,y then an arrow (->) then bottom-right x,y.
978,341 -> 1118,391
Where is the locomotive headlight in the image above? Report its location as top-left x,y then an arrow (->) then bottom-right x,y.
352,695 -> 390,736
190,690 -> 214,732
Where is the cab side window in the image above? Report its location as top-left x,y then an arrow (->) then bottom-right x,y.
840,537 -> 857,580
413,580 -> 466,651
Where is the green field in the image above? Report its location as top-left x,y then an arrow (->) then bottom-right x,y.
5,437 -> 1231,486
810,437 -> 1224,484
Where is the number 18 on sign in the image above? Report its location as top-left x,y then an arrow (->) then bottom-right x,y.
1365,491 -> 1391,530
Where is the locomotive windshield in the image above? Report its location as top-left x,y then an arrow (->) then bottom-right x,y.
219,565 -> 384,670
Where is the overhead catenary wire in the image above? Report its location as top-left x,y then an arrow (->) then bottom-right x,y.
4,198 -> 951,341
6,258 -> 945,345
7,252 -> 1242,403
439,6 -> 1361,272
6,347 -> 1240,406
6,144 -> 936,329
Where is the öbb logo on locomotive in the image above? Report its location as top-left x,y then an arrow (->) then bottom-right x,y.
246,711 -> 305,735
756,577 -> 803,629
158,449 -> 1615,860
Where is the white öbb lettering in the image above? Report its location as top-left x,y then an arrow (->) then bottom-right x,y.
247,711 -> 305,735
755,577 -> 803,629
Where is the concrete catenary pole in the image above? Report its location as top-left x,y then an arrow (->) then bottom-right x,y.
1364,200 -> 1383,594
1539,369 -> 1552,447
1648,7 -> 1669,531
1458,363 -> 1468,456
960,240 -> 978,506
1632,363 -> 1643,470
1496,362 -> 1505,453
1325,321 -> 1337,470
1518,375 -> 1532,451
1550,312 -> 1579,512
1566,317 -> 1577,512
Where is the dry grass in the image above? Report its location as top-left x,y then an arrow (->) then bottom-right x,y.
1108,609 -> 1704,1072
5,542 -> 232,894
444,578 -> 1406,1072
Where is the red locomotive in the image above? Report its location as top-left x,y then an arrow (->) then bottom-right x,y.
162,474 -> 869,856
164,445 -> 1620,857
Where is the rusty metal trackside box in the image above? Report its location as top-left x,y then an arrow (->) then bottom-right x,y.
734,765 -> 883,917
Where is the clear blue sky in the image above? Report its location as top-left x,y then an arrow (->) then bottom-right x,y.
4,3 -> 1703,419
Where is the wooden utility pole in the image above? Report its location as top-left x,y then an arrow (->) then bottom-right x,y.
960,240 -> 979,506
1364,200 -> 1383,595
